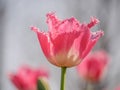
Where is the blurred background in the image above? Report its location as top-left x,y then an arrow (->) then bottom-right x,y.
0,0 -> 120,90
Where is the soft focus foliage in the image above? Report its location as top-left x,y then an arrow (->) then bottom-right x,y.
9,66 -> 49,90
31,12 -> 103,67
37,78 -> 51,90
77,50 -> 109,83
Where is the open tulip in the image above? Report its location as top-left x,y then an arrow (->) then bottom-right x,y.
77,50 -> 108,82
31,12 -> 104,90
9,66 -> 49,90
31,13 -> 103,67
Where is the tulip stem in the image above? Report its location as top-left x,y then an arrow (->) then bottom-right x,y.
85,82 -> 94,90
60,67 -> 67,90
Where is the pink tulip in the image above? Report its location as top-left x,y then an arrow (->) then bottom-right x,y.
9,66 -> 49,90
31,12 -> 104,67
116,87 -> 120,90
77,50 -> 108,82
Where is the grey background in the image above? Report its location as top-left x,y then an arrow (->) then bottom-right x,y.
0,0 -> 120,90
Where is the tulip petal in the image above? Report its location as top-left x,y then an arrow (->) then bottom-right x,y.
49,17 -> 81,55
77,50 -> 108,82
87,17 -> 99,28
81,30 -> 104,59
50,32 -> 80,55
31,26 -> 52,57
57,17 -> 81,33
79,24 -> 90,55
9,74 -> 24,89
31,26 -> 58,65
46,12 -> 61,32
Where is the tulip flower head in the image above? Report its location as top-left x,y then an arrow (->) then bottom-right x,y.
77,50 -> 108,82
31,12 -> 104,67
9,66 -> 49,90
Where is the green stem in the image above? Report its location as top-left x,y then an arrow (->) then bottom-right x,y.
60,67 -> 67,90
85,82 -> 94,90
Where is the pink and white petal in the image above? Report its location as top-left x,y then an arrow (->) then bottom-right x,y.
57,17 -> 81,33
50,17 -> 81,39
50,31 -> 80,55
18,66 -> 34,79
94,50 -> 108,66
69,24 -> 90,58
51,52 -> 80,67
46,12 -> 61,32
31,26 -> 52,58
37,33 -> 63,67
81,30 -> 104,59
37,32 -> 53,58
9,74 -> 23,89
35,68 -> 49,78
87,17 -> 99,28
31,26 -> 57,65
79,25 -> 91,55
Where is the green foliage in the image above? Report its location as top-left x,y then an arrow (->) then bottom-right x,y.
37,78 -> 50,90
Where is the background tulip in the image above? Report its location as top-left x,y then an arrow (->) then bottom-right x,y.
77,50 -> 109,83
9,66 -> 49,90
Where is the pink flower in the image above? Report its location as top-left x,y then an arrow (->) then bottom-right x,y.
115,87 -> 120,90
9,66 -> 49,90
31,12 -> 104,67
77,50 -> 109,82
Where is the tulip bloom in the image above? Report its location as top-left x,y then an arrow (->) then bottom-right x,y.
31,12 -> 103,67
9,66 -> 49,90
77,50 -> 108,82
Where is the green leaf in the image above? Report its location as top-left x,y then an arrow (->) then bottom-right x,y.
37,78 -> 50,90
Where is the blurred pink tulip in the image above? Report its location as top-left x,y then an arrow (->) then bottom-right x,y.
31,12 -> 103,67
77,50 -> 109,82
116,87 -> 120,90
9,66 -> 49,90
